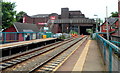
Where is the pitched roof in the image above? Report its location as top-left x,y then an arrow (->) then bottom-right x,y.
107,18 -> 118,25
13,22 -> 39,32
101,17 -> 118,26
69,10 -> 82,13
30,14 -> 49,18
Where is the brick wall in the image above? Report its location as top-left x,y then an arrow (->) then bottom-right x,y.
24,14 -> 33,23
61,8 -> 69,19
118,1 -> 120,36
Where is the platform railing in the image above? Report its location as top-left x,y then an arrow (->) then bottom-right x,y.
95,33 -> 120,72
110,41 -> 120,48
1,32 -> 43,44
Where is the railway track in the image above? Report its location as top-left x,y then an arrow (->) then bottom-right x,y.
1,38 -> 72,62
31,36 -> 87,73
0,37 -> 76,71
1,36 -> 87,72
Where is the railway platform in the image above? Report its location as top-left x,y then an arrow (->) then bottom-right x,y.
1,34 -> 119,72
0,38 -> 61,57
56,39 -> 105,72
55,34 -> 120,72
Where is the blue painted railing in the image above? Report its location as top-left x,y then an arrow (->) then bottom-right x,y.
95,33 -> 120,72
0,32 -> 53,44
110,41 -> 120,47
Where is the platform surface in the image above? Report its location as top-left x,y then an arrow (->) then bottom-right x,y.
0,38 -> 56,50
82,40 -> 105,71
56,39 -> 105,72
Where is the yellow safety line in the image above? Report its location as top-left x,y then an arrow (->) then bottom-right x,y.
72,40 -> 91,72
52,37 -> 87,72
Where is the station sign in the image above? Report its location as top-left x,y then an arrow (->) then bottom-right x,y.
38,23 -> 47,25
50,16 -> 56,20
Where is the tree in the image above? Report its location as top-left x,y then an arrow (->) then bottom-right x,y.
16,11 -> 26,22
2,2 -> 16,29
86,29 -> 93,34
0,1 -> 2,29
110,12 -> 118,17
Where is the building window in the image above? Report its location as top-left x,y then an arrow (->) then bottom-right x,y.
103,26 -> 107,30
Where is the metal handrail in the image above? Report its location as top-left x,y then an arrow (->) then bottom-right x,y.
96,34 -> 120,52
95,33 -> 120,72
1,32 -> 43,44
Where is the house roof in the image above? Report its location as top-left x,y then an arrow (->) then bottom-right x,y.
101,17 -> 118,26
107,18 -> 118,25
69,10 -> 82,13
30,14 -> 49,18
14,22 -> 40,32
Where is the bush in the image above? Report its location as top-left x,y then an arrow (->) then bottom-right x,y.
59,35 -> 66,39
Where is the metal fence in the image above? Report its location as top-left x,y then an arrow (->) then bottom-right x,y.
95,33 -> 120,72
0,32 -> 52,44
110,41 -> 120,48
111,36 -> 120,47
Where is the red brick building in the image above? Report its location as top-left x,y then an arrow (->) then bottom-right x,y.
23,8 -> 95,34
101,18 -> 119,36
104,1 -> 120,41
23,14 -> 49,29
23,13 -> 60,33
3,22 -> 39,43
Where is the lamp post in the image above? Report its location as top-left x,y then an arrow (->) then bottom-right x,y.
106,6 -> 109,40
94,14 -> 99,33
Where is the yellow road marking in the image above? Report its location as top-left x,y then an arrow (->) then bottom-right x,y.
52,37 -> 87,72
72,40 -> 91,71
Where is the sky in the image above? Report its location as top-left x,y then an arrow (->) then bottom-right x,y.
4,0 -> 118,20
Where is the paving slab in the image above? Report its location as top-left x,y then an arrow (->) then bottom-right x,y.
82,40 -> 105,71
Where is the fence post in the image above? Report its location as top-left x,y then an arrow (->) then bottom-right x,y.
30,33 -> 32,40
15,33 -> 17,41
36,33 -> 37,39
103,42 -> 106,65
4,33 -> 6,43
24,33 -> 25,41
109,46 -> 112,72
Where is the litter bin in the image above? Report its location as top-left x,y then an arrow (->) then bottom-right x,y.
43,35 -> 47,39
